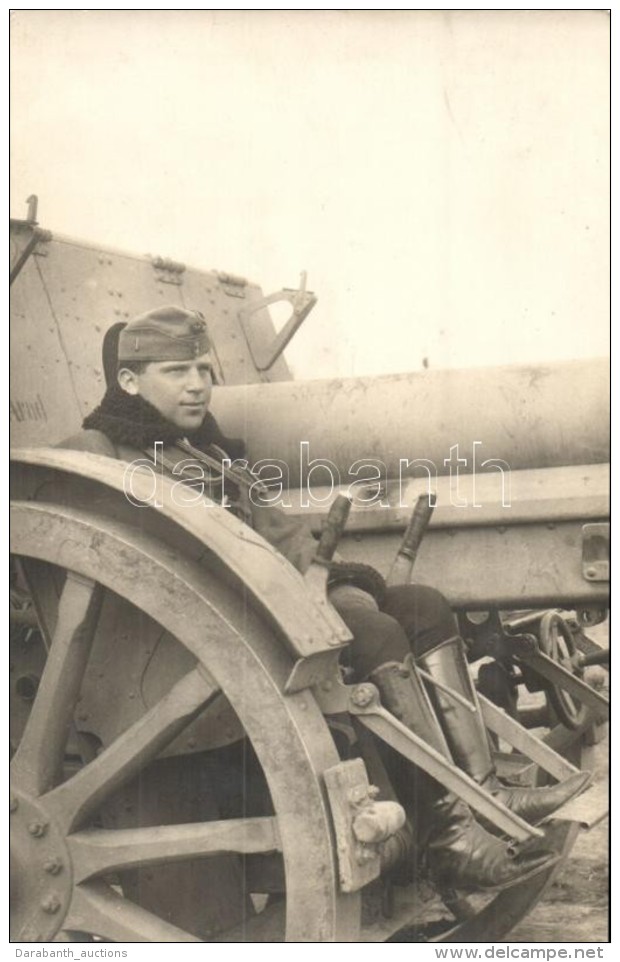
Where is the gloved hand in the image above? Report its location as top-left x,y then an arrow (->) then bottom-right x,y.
327,561 -> 387,608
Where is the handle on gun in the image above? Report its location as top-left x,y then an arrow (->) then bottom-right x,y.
387,494 -> 435,586
398,494 -> 435,561
315,495 -> 352,565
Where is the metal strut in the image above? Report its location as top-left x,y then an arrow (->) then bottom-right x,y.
346,683 -> 541,843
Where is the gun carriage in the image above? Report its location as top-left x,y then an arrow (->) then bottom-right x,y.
10,203 -> 609,943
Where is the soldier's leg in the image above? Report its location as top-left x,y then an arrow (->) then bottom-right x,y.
331,592 -> 409,680
381,583 -> 457,659
382,584 -> 590,823
330,590 -> 556,891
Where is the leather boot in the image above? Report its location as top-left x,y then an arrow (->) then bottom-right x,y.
417,636 -> 591,824
369,659 -> 557,892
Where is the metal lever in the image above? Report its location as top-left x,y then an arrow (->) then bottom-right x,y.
578,648 -> 609,668
287,496 -> 354,695
303,494 -> 352,611
387,493 -> 435,586
315,495 -> 352,567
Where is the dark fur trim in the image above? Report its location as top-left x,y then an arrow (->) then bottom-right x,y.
82,386 -> 246,458
328,561 -> 387,608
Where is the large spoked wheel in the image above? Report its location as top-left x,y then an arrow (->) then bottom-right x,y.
10,450 -> 582,944
10,451 -> 359,942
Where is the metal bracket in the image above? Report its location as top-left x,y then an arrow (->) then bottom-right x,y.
151,256 -> 185,286
459,609 -> 538,663
216,271 -> 248,298
479,694 -> 581,782
240,272 -> 317,371
285,649 -> 346,696
575,606 -> 608,628
516,648 -> 609,721
10,226 -> 52,284
582,522 -> 609,582
323,758 -> 405,893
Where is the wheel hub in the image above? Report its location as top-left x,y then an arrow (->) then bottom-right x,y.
10,788 -> 72,941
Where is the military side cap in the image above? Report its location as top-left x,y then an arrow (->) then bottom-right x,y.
118,305 -> 211,361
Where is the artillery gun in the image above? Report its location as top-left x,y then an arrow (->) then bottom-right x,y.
9,201 -> 609,943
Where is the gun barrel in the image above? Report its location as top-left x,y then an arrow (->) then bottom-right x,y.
211,358 -> 609,486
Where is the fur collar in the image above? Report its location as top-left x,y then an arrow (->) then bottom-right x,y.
82,386 -> 245,458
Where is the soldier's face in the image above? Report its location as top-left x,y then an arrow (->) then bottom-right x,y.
120,352 -> 214,430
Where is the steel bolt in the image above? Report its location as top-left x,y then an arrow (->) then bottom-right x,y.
356,846 -> 376,865
44,857 -> 63,876
41,894 -> 61,915
10,797 -> 18,813
351,684 -> 375,708
28,821 -> 48,838
585,567 -> 598,579
349,786 -> 367,805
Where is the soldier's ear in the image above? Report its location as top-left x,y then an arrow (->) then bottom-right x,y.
117,368 -> 140,395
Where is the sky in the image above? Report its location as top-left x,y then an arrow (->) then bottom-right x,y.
10,9 -> 610,380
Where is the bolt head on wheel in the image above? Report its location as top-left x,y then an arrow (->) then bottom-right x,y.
10,788 -> 71,941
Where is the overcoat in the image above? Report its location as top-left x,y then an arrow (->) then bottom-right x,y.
59,423 -> 320,575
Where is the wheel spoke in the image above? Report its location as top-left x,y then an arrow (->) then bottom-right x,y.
17,557 -> 62,649
11,571 -> 103,796
44,666 -> 220,832
549,627 -> 560,660
69,817 -> 281,881
64,881 -> 202,942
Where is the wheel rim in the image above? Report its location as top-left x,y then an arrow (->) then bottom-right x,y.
10,487 -> 359,942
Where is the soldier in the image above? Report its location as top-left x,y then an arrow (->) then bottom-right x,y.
61,305 -> 589,894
